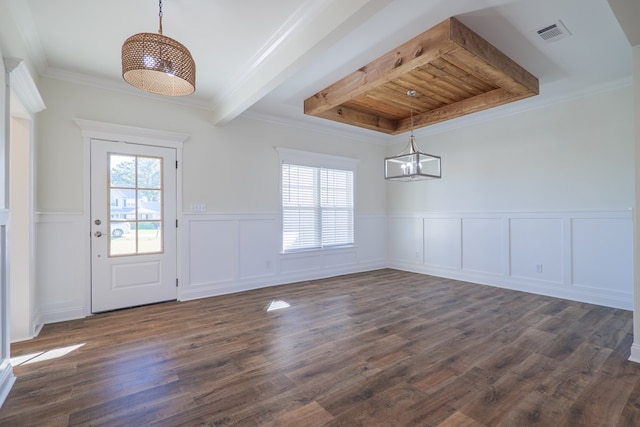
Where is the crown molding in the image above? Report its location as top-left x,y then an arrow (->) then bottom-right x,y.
391,76 -> 634,142
4,57 -> 46,114
42,67 -> 212,111
244,76 -> 633,147
241,109 -> 390,146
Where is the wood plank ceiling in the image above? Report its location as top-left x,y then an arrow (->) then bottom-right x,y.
304,17 -> 539,135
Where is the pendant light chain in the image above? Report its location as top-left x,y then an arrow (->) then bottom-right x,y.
408,90 -> 417,154
408,89 -> 416,137
158,0 -> 163,35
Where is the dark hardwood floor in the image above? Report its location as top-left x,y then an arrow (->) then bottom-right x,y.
2,269 -> 640,426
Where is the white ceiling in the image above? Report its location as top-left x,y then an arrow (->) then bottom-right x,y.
5,0 -> 636,141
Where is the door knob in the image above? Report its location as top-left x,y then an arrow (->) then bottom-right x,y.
94,231 -> 103,237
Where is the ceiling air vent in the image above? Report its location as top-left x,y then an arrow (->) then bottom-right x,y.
535,20 -> 571,43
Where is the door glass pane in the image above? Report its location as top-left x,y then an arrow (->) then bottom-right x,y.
110,155 -> 136,187
108,153 -> 164,257
138,157 -> 161,188
138,190 -> 161,219
138,221 -> 162,254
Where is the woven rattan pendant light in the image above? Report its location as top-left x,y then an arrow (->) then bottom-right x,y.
122,0 -> 195,96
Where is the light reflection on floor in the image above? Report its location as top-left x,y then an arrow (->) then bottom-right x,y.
265,299 -> 290,312
10,343 -> 85,366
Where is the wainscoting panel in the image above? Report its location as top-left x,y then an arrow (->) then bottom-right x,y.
180,213 -> 386,301
388,216 -> 423,264
355,215 -> 387,265
238,218 -> 279,280
389,210 -> 633,309
510,217 -> 563,283
185,218 -> 237,288
424,218 -> 461,270
571,217 -> 633,295
279,251 -> 323,274
33,210 -> 632,328
33,212 -> 386,321
0,209 -> 14,406
462,218 -> 503,275
323,249 -> 358,268
35,213 -> 87,325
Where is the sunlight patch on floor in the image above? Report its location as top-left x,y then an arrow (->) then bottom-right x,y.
10,343 -> 86,367
266,300 -> 290,312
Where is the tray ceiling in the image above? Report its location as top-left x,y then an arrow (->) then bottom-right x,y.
304,17 -> 539,135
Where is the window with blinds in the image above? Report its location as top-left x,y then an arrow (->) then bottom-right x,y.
282,163 -> 354,252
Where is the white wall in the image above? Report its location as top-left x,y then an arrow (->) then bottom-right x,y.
36,78 -> 387,214
631,43 -> 640,362
0,51 -> 16,410
33,78 -> 388,322
9,116 -> 30,341
387,87 -> 635,309
33,78 -> 636,321
387,87 -> 634,213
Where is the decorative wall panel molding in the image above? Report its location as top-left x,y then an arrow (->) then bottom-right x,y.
180,213 -> 387,301
33,209 -> 630,332
34,213 -> 87,326
0,209 -> 13,406
388,210 -> 633,310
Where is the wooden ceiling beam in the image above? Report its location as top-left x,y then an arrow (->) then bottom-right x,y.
316,105 -> 398,134
448,17 -> 539,96
304,18 -> 457,116
395,88 -> 520,133
304,16 -> 539,133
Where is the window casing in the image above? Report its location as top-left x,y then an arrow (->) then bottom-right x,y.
278,148 -> 356,252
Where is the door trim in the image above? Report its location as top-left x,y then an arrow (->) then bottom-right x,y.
76,119 -> 188,317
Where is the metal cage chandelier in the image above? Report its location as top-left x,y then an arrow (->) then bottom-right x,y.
384,90 -> 441,181
122,0 -> 196,96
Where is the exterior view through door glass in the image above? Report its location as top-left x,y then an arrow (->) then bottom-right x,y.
109,154 -> 163,256
91,140 -> 177,313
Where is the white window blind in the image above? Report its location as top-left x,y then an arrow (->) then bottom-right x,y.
282,163 -> 354,252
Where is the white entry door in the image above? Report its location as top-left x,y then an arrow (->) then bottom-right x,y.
91,139 -> 177,313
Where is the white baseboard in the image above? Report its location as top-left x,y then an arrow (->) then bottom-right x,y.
180,261 -> 386,302
0,361 -> 15,407
389,261 -> 633,310
629,343 -> 640,364
39,306 -> 85,326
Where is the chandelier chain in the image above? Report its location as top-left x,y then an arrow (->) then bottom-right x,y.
408,89 -> 416,137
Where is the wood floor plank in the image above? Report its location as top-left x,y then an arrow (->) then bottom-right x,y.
560,372 -> 636,426
617,378 -> 640,426
496,388 -> 570,426
458,371 -> 542,425
263,401 -> 335,427
437,411 -> 485,427
1,269 -> 639,426
333,382 -> 430,426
